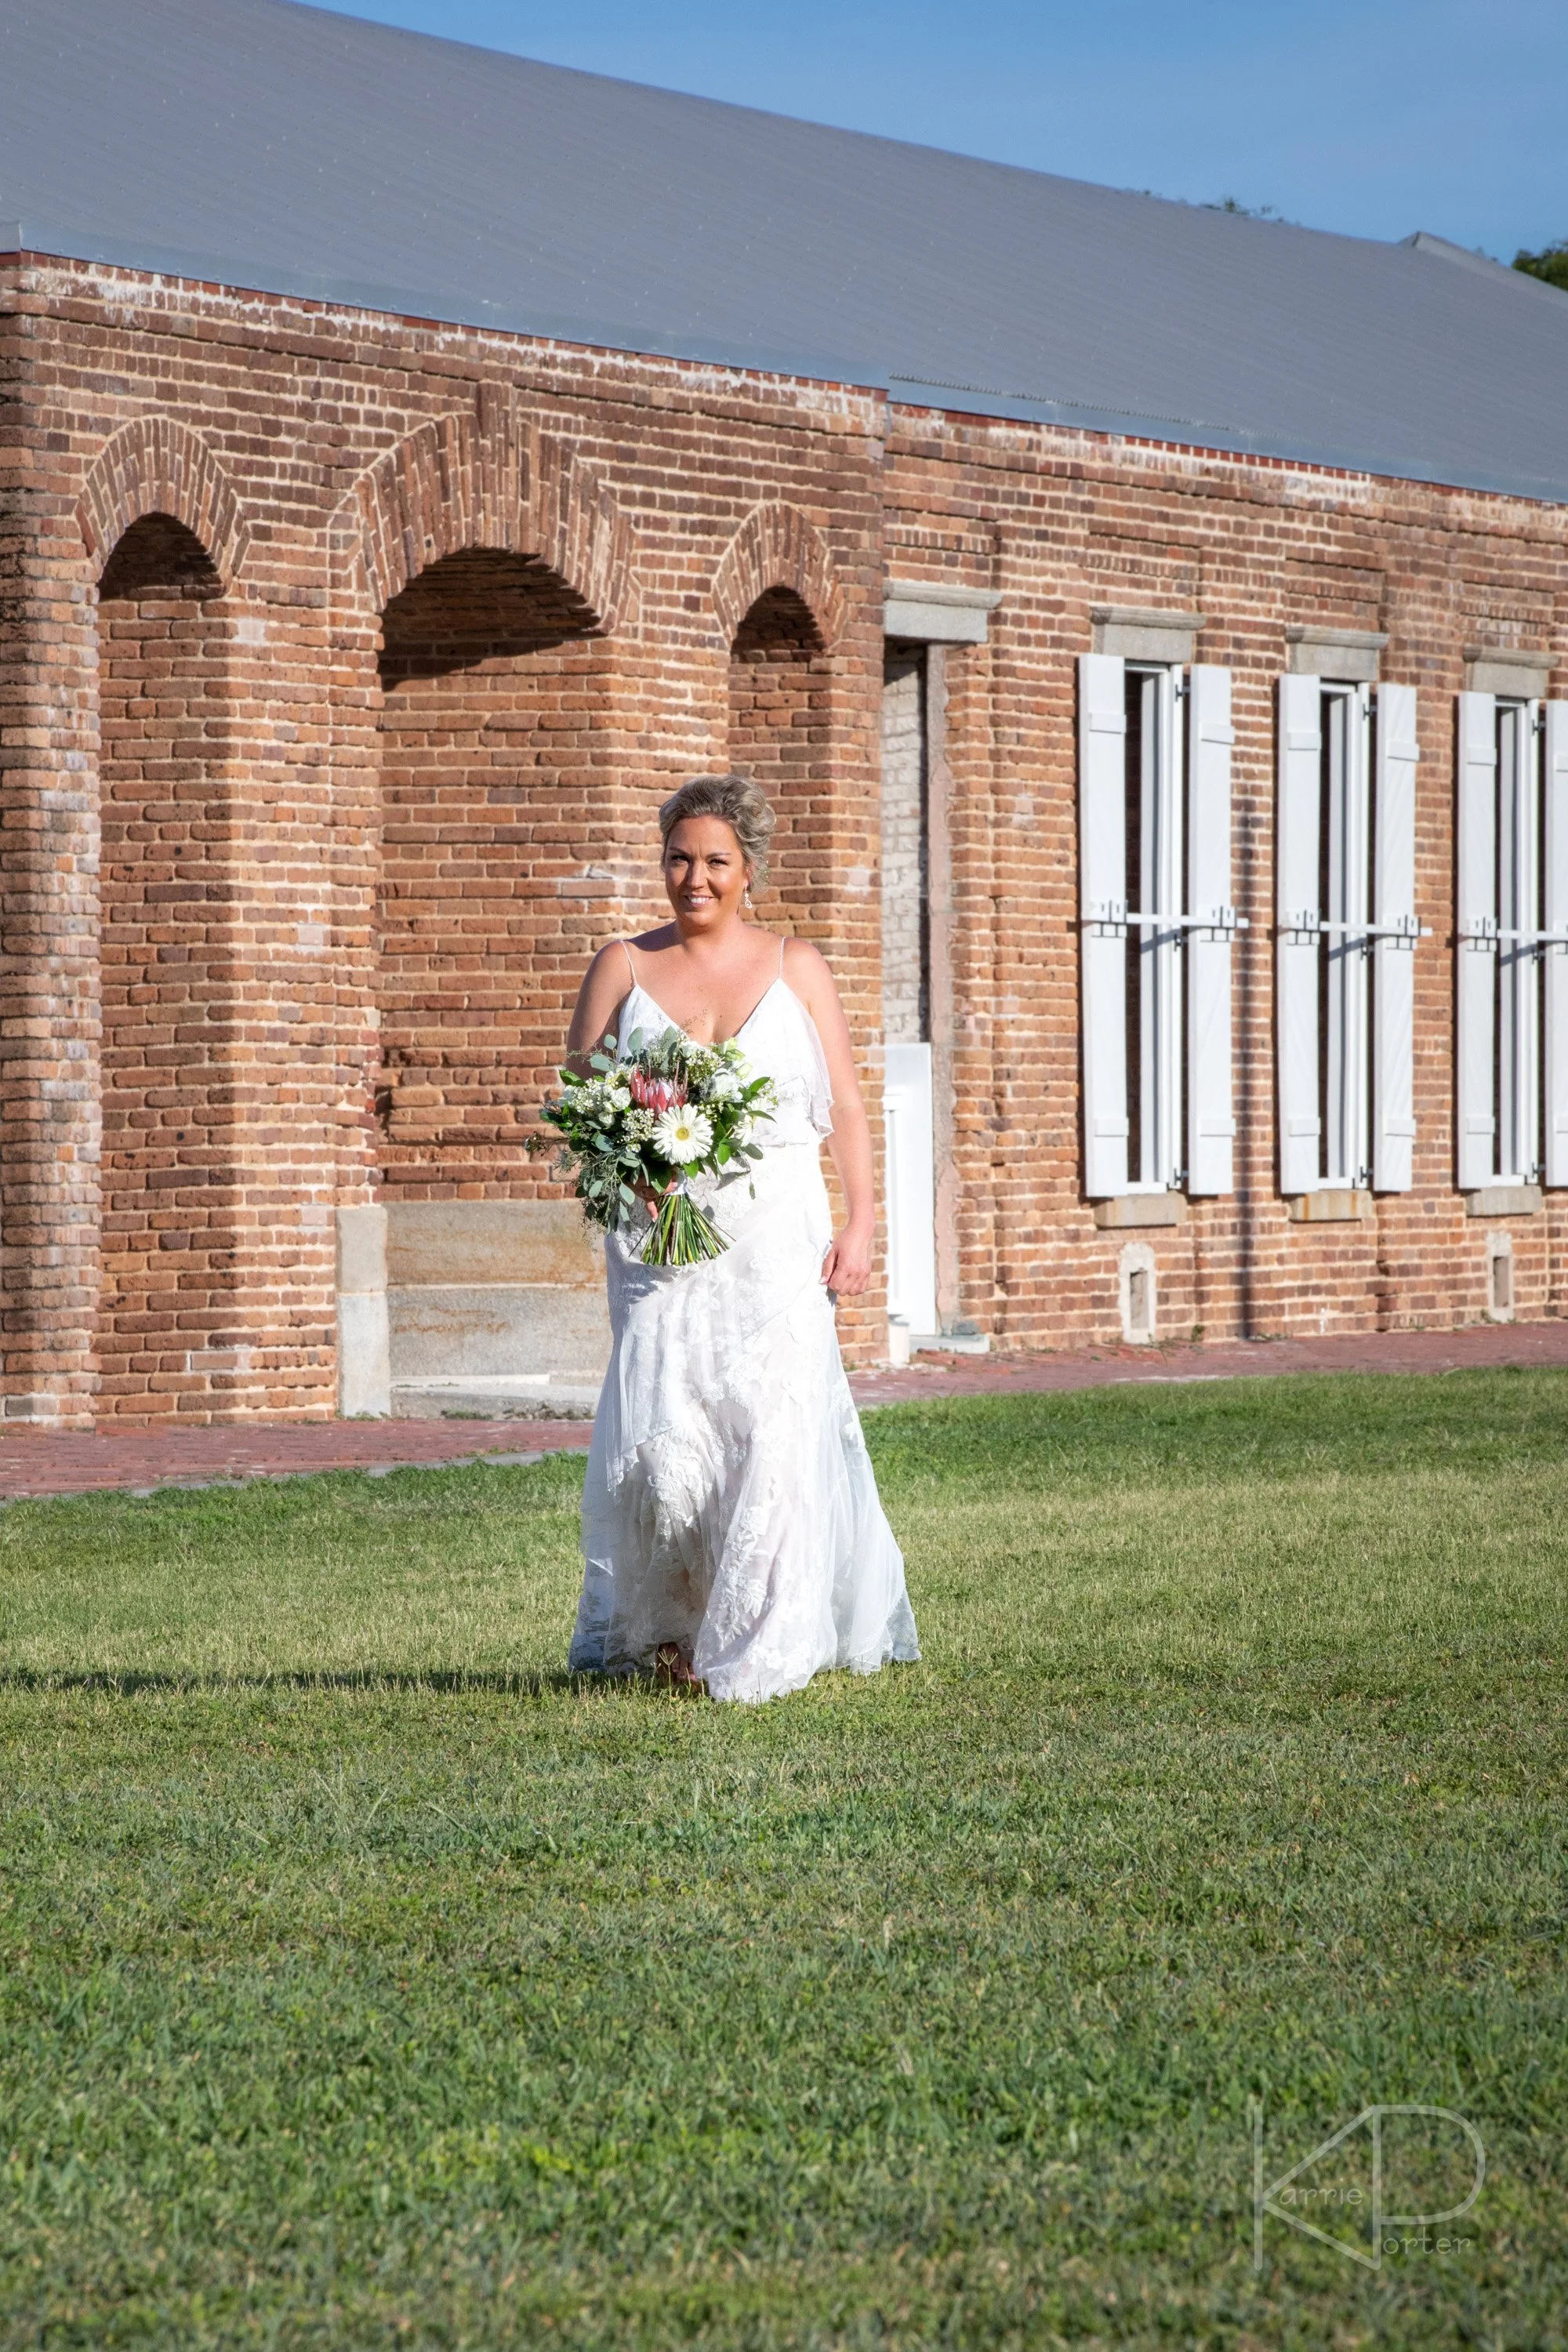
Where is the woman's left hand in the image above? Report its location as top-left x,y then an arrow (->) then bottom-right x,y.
822,1221 -> 874,1298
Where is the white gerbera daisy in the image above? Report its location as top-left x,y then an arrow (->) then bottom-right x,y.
653,1105 -> 713,1164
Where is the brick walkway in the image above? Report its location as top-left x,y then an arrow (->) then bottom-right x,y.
1,1320 -> 1563,1503
849,1316 -> 1568,1406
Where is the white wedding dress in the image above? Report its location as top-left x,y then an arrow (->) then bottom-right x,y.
568,947 -> 921,1704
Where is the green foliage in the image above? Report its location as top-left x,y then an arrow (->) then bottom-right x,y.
1512,239 -> 1568,290
1,1371 -> 1565,2346
533,1025 -> 770,1255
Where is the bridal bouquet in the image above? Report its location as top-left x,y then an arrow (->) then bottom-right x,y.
535,1027 -> 776,1265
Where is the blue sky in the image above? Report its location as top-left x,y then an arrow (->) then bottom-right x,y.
310,0 -> 1565,260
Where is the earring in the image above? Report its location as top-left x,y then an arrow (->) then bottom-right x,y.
743,884 -> 753,909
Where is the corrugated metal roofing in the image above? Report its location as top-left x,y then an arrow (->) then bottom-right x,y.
4,0 -> 1567,502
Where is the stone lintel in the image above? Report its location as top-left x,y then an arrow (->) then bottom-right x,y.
1091,605 -> 1206,664
884,579 -> 1001,645
1286,626 -> 1388,683
1463,646 -> 1551,699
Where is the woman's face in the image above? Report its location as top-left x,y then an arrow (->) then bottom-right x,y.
662,816 -> 750,931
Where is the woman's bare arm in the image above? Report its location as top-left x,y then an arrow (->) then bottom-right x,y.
564,944 -> 633,1071
782,938 -> 876,1298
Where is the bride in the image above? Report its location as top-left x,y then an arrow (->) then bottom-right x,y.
564,772 -> 920,1704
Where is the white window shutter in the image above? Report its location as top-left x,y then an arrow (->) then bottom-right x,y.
1546,700 -> 1568,1188
1372,682 -> 1419,1191
1276,673 -> 1323,1194
1456,691 -> 1497,1190
1080,652 -> 1128,1195
1185,664 -> 1235,1194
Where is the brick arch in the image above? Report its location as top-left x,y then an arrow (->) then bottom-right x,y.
77,416 -> 249,587
336,395 -> 633,629
711,501 -> 845,650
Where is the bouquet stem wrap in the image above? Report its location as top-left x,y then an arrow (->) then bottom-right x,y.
531,1024 -> 776,1270
642,1177 -> 725,1266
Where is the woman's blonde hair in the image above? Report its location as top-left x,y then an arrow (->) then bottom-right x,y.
659,773 -> 775,892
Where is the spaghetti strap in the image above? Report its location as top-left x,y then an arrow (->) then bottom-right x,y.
777,934 -> 786,981
619,938 -> 637,991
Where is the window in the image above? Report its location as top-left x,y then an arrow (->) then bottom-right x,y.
1319,684 -> 1370,1182
1122,663 -> 1183,1188
1079,653 -> 1238,1198
1276,675 -> 1420,1195
1457,694 -> 1568,1189
1494,702 -> 1538,1179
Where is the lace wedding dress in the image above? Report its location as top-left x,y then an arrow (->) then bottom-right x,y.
568,947 -> 921,1704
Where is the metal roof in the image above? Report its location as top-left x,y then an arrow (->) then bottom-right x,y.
5,0 -> 1567,503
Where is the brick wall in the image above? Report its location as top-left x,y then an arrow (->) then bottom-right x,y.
375,549 -> 618,1195
0,248 -> 1563,1422
96,517 -> 238,1413
879,406 -> 1567,1346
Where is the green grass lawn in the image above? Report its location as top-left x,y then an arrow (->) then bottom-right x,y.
2,1370 -> 1565,2350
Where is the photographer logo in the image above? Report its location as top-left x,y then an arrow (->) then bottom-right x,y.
1250,2102 -> 1485,2271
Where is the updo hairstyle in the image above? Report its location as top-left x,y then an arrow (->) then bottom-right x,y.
658,772 -> 775,894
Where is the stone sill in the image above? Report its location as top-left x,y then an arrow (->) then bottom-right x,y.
1092,1194 -> 1189,1229
1465,1185 -> 1543,1218
1287,1189 -> 1373,1223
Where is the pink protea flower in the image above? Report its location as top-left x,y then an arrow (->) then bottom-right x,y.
629,1068 -> 686,1112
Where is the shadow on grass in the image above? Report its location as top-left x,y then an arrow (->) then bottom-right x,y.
0,1665 -> 613,1699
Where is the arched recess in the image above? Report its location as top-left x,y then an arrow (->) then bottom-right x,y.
87,465 -> 242,1415
77,416 -> 249,590
338,398 -> 632,633
716,504 -> 844,942
336,397 -> 636,1199
711,501 -> 845,655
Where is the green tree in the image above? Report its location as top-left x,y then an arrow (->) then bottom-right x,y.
1513,238 -> 1568,291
